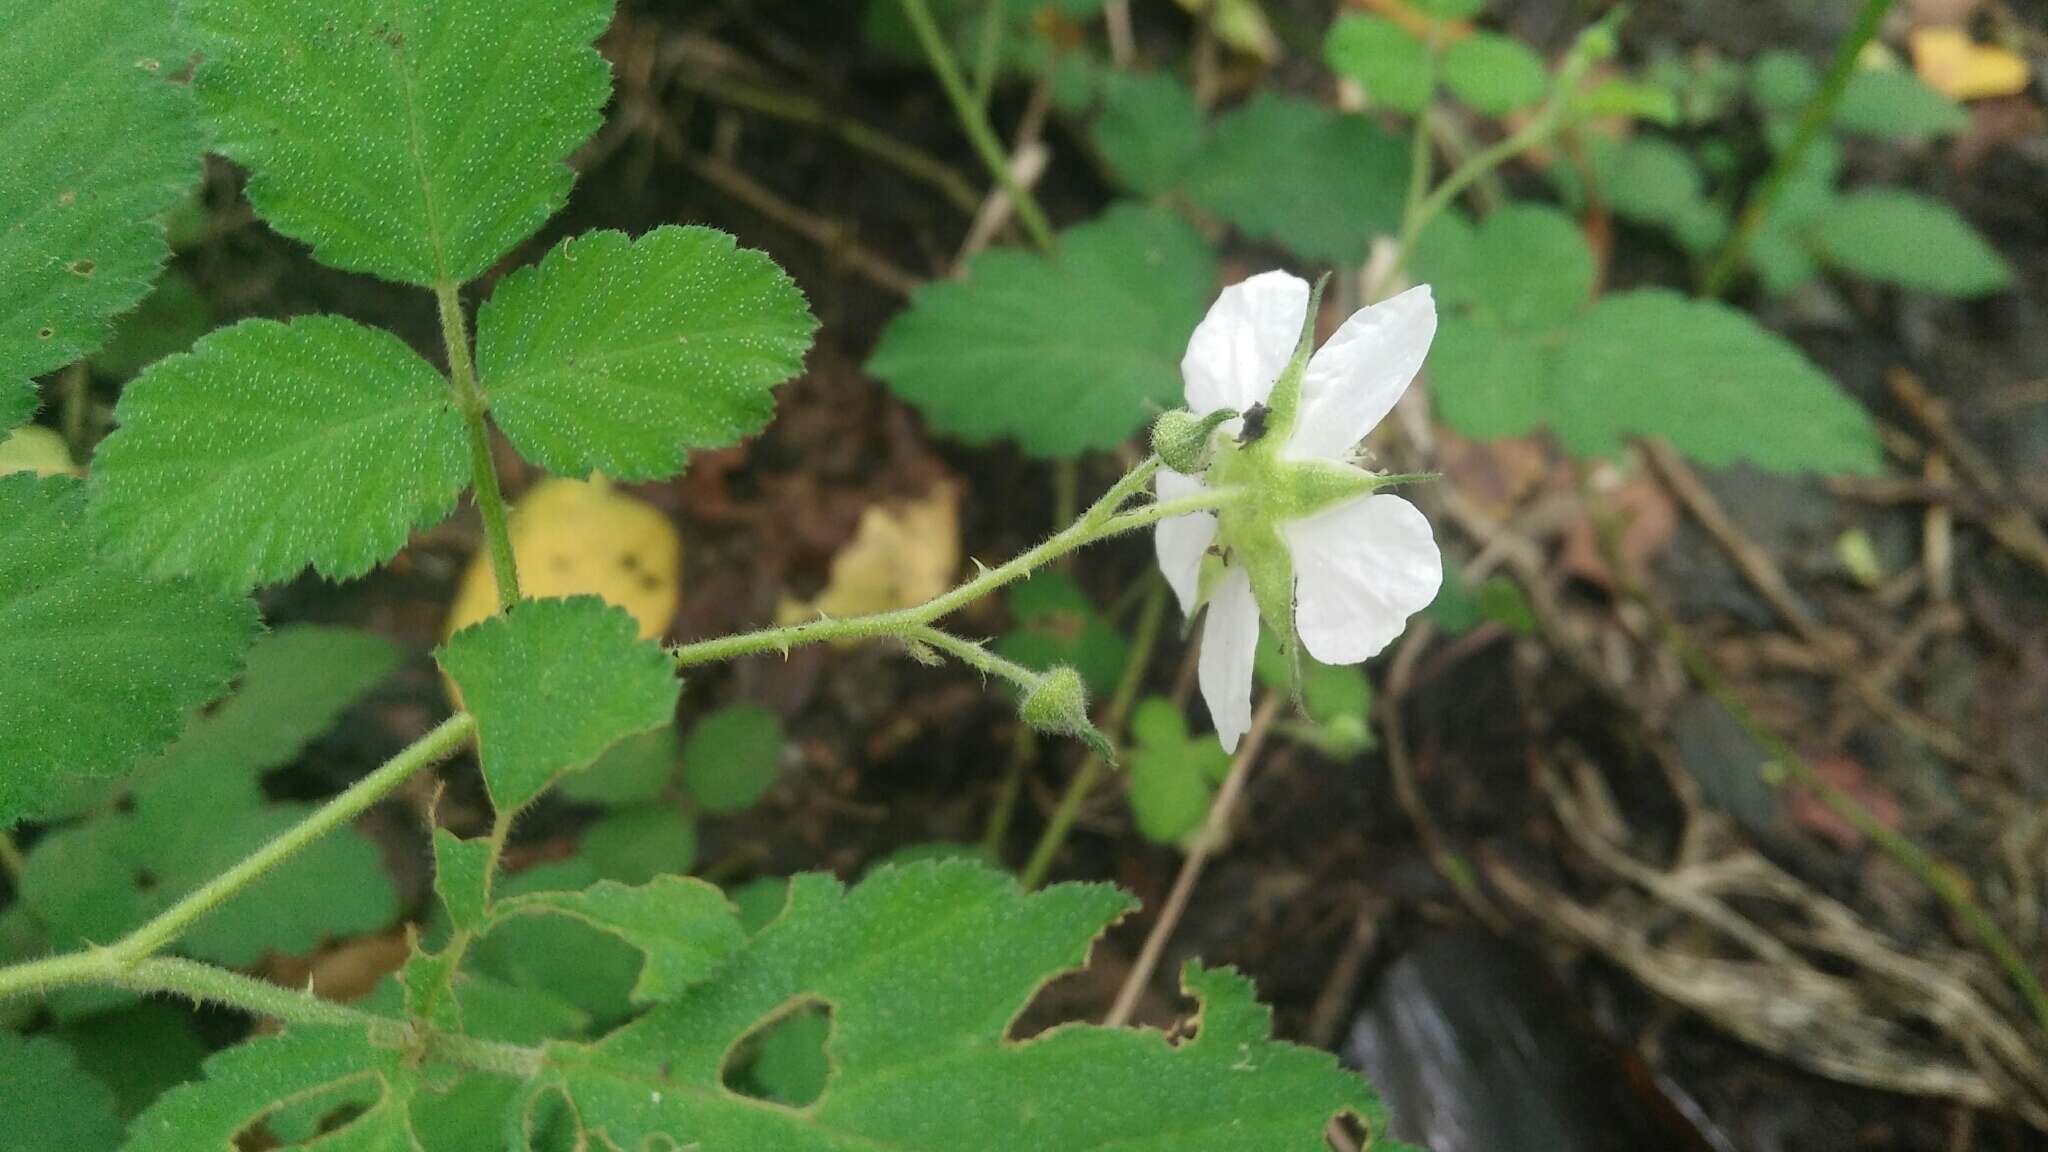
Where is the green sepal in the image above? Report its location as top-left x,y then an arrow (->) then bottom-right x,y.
1258,272 -> 1328,447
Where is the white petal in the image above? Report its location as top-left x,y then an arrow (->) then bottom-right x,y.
1285,494 -> 1442,665
1182,271 -> 1311,416
1153,469 -> 1218,617
1197,566 -> 1261,753
1285,285 -> 1437,461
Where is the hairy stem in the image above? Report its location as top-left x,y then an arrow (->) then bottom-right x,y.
1020,578 -> 1169,889
897,0 -> 1057,252
1701,0 -> 1896,296
0,715 -> 478,1003
437,281 -> 522,611
668,458 -> 1219,668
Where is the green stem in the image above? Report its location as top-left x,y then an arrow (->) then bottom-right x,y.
1398,101 -> 1565,260
669,459 -> 1217,669
437,281 -> 521,611
911,626 -> 1044,690
0,714 -> 477,1005
971,0 -> 1007,110
898,0 -> 1057,253
1019,578 -> 1169,888
1701,0 -> 1895,296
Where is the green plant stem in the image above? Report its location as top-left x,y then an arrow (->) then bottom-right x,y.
0,714 -> 478,1003
670,458 -> 1224,668
436,281 -> 521,611
1397,101 -> 1565,261
1019,578 -> 1169,889
971,0 -> 1007,110
898,0 -> 1057,252
1701,0 -> 1895,296
910,625 -> 1043,689
1579,474 -> 2048,1040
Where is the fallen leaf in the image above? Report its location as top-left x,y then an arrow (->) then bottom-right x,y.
1562,472 -> 1678,589
446,476 -> 683,643
776,483 -> 960,628
0,425 -> 81,477
1909,26 -> 2029,100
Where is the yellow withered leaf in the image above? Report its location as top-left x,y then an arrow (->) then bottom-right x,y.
0,426 -> 81,478
1910,26 -> 2029,100
777,483 -> 960,629
446,476 -> 682,643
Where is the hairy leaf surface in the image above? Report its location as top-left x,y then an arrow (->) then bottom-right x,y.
0,0 -> 201,428
0,475 -> 254,827
477,227 -> 816,480
90,316 -> 471,589
183,0 -> 614,286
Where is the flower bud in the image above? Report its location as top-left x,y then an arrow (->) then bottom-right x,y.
1019,666 -> 1114,760
1151,408 -> 1236,475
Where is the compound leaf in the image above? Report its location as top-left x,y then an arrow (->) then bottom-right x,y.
123,1027 -> 422,1152
869,204 -> 1215,457
0,475 -> 255,827
494,876 -> 745,1003
476,227 -> 816,481
437,597 -> 680,815
532,860 -> 1382,1151
0,0 -> 201,429
89,315 -> 471,590
183,0 -> 615,287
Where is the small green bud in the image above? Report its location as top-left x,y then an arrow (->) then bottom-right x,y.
1020,666 -> 1114,760
1151,408 -> 1236,474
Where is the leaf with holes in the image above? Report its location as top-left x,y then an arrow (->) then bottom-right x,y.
869,204 -> 1215,457
475,227 -> 816,480
438,597 -> 680,816
1,0 -> 201,429
0,475 -> 255,827
123,1027 -> 425,1152
89,316 -> 472,589
182,0 -> 614,286
529,860 -> 1385,1150
493,876 -> 745,1004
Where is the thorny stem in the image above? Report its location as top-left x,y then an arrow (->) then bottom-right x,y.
910,625 -> 1045,690
898,0 -> 1058,252
437,281 -> 522,611
1701,0 -> 1896,296
1019,578 -> 1170,889
0,715 -> 478,1003
668,457 -> 1228,668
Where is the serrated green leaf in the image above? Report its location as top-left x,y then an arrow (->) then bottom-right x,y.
582,805 -> 698,886
468,858 -> 642,1024
1,0 -> 201,430
1834,68 -> 1968,139
0,474 -> 255,826
536,861 -> 1380,1150
1814,189 -> 2012,297
89,316 -> 471,589
1092,70 -> 1206,196
870,204 -> 1215,458
495,876 -> 744,1003
1323,15 -> 1432,114
183,0 -> 615,287
995,573 -> 1131,698
475,227 -> 817,481
438,597 -> 680,815
1554,290 -> 1881,473
1184,93 -> 1409,264
170,624 -> 402,776
124,1027 -> 422,1152
1441,32 -> 1549,115
0,1031 -> 125,1150
680,703 -> 785,815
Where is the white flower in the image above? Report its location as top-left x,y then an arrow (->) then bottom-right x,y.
1156,272 -> 1443,751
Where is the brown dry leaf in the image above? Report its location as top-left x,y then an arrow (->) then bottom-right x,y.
0,425 -> 80,477
269,932 -> 412,1004
446,476 -> 683,642
776,482 -> 960,628
1910,26 -> 2030,100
